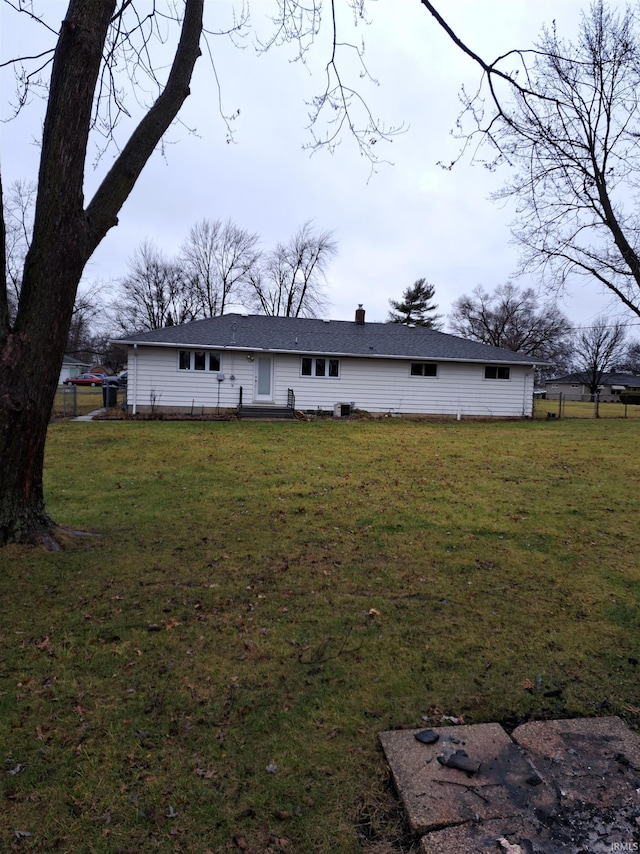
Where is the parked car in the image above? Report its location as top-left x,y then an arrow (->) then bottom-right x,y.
102,371 -> 127,387
63,373 -> 104,386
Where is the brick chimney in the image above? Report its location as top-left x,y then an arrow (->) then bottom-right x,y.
355,304 -> 365,324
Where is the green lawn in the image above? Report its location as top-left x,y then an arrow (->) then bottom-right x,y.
52,387 -> 104,418
534,398 -> 640,419
1,418 -> 639,852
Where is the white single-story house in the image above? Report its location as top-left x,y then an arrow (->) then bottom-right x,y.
58,355 -> 91,384
114,307 -> 543,418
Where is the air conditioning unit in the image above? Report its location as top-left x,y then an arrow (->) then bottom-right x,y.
333,402 -> 351,418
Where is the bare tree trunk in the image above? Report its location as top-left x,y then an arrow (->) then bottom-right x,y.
0,0 -> 204,546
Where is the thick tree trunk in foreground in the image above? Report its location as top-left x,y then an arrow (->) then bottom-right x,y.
0,0 -> 204,546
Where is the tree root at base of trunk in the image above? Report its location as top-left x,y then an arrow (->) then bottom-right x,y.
0,520 -> 101,551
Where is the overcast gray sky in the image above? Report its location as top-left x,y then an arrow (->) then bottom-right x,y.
2,0 -> 635,331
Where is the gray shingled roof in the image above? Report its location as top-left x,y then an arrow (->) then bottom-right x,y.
115,313 -> 542,365
548,372 -> 640,384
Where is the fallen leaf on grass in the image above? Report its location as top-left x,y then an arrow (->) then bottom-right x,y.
269,836 -> 291,850
520,678 -> 535,692
194,768 -> 216,779
441,714 -> 464,725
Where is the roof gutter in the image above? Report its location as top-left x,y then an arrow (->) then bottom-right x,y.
116,339 -> 544,367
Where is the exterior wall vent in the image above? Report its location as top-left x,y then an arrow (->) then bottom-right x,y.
334,403 -> 352,418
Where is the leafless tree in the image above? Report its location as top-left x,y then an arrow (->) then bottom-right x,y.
450,282 -> 573,378
0,0 -> 205,547
248,221 -> 336,317
112,240 -> 198,333
180,218 -> 260,317
66,280 -> 109,359
258,1 -> 405,171
615,340 -> 640,375
572,317 -> 628,396
423,1 -> 640,319
4,179 -> 36,322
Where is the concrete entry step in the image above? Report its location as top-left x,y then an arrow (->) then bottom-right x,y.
379,716 -> 640,853
238,405 -> 294,420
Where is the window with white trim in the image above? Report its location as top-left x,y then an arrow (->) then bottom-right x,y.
301,357 -> 340,377
484,365 -> 510,380
410,362 -> 438,377
178,350 -> 221,371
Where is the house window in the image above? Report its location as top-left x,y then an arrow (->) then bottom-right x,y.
410,362 -> 438,377
179,350 -> 221,371
301,357 -> 340,377
485,365 -> 510,380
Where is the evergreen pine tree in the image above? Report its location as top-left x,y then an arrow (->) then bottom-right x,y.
387,278 -> 442,328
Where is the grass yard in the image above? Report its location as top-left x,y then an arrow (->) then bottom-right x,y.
1,418 -> 639,852
52,387 -> 104,419
534,398 -> 640,419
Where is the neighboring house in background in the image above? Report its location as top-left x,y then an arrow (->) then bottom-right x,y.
58,355 -> 91,385
114,306 -> 543,418
545,373 -> 640,402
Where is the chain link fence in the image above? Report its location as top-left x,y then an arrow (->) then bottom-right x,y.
52,385 -> 127,419
534,394 -> 640,420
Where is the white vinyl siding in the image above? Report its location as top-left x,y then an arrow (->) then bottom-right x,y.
128,347 -> 535,417
129,348 -> 251,412
277,356 -> 533,417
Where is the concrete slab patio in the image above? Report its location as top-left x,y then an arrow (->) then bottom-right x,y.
379,716 -> 640,853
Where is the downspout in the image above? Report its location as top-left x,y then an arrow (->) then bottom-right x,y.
524,367 -> 535,417
132,344 -> 138,415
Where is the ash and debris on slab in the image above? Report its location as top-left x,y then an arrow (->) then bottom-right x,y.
379,716 -> 640,853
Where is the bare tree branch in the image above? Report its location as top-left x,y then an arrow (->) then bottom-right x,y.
422,0 -> 640,318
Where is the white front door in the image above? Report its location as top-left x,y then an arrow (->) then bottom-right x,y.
254,355 -> 273,402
